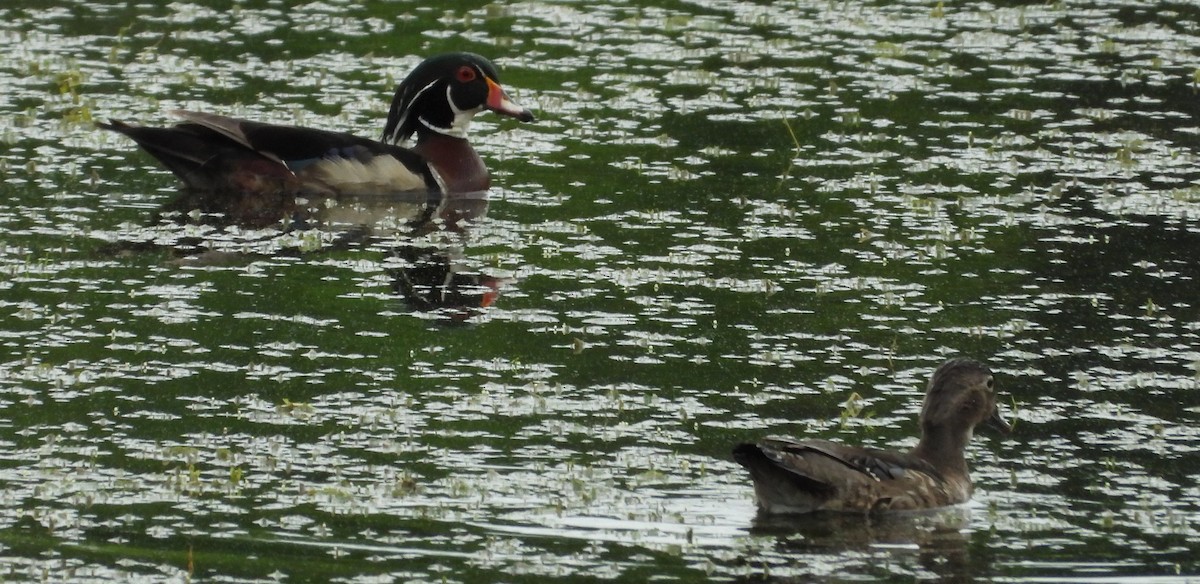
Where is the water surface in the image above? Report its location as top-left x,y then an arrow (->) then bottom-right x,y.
1,0 -> 1199,581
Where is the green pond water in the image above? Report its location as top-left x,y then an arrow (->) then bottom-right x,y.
2,0 -> 1200,581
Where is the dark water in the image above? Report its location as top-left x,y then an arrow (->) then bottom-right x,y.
2,0 -> 1199,581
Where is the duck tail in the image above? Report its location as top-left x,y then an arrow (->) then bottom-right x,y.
733,441 -> 831,514
100,118 -> 290,192
99,119 -> 217,188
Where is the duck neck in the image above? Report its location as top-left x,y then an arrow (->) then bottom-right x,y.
413,130 -> 489,194
912,425 -> 971,476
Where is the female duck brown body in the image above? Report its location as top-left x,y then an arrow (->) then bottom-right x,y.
734,358 -> 1011,515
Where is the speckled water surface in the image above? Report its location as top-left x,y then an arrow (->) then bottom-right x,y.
2,0 -> 1199,581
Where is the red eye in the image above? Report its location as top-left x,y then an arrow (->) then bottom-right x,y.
456,66 -> 476,82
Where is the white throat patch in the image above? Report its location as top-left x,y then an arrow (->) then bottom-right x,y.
419,85 -> 482,139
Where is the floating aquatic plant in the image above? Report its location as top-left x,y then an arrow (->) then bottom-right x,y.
838,391 -> 867,428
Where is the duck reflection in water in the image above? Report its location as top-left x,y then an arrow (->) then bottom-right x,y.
749,506 -> 980,582
99,53 -> 533,321
148,182 -> 503,323
382,192 -> 505,323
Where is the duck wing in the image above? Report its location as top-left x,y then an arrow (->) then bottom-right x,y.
801,439 -> 942,482
167,110 -> 288,164
172,111 -> 438,193
171,111 -> 427,167
101,112 -> 439,195
734,437 -> 944,514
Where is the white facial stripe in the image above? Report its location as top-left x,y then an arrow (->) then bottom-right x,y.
417,84 -> 483,139
417,83 -> 482,139
388,78 -> 441,144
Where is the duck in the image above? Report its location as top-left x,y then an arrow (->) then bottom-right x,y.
98,52 -> 534,201
732,357 -> 1011,515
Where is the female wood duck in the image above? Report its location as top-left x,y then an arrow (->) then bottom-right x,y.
733,358 -> 1011,515
99,52 -> 533,200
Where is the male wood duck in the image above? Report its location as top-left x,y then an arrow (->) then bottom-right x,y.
733,358 -> 1011,515
98,52 -> 533,202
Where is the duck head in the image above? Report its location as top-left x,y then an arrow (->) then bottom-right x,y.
919,358 -> 1011,446
382,52 -> 534,144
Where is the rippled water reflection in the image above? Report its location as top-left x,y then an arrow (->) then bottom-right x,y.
2,0 -> 1200,581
